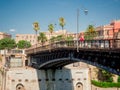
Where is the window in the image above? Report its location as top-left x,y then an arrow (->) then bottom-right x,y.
26,35 -> 28,39
100,30 -> 103,36
12,50 -> 23,54
105,30 -> 109,35
22,36 -> 24,39
73,62 -> 79,67
107,30 -> 109,35
10,57 -> 23,67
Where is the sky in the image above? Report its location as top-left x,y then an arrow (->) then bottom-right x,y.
0,0 -> 120,37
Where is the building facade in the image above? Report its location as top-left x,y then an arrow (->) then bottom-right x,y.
0,32 -> 11,40
95,20 -> 120,39
15,30 -> 67,45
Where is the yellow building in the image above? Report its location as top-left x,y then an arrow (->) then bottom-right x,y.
15,30 -> 67,45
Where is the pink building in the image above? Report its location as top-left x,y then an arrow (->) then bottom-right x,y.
96,20 -> 120,40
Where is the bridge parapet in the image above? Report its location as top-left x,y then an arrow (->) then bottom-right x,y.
25,39 -> 120,55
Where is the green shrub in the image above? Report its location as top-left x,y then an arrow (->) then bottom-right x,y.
97,69 -> 113,82
117,76 -> 120,82
91,80 -> 120,88
107,77 -> 113,82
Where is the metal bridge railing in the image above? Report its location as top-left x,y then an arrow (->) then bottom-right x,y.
25,39 -> 120,54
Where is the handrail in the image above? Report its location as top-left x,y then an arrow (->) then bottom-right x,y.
25,39 -> 120,54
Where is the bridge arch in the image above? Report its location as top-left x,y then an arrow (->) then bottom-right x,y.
37,58 -> 81,69
26,41 -> 120,75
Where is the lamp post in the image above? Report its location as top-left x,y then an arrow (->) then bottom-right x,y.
77,9 -> 79,52
76,8 -> 88,52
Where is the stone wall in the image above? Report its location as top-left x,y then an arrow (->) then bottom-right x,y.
92,85 -> 120,90
2,62 -> 91,90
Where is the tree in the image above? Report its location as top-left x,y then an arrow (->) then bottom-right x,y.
0,38 -> 16,50
38,32 -> 47,46
50,36 -> 56,43
33,22 -> 40,43
0,38 -> 16,89
84,25 -> 97,40
0,38 -> 16,69
65,36 -> 74,46
48,24 -> 54,35
17,40 -> 31,49
59,17 -> 65,30
56,35 -> 65,41
48,24 -> 54,42
65,36 -> 74,41
97,68 -> 113,82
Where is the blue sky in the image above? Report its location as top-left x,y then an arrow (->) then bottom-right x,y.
0,0 -> 120,36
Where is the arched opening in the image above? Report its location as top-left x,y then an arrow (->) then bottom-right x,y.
16,83 -> 25,90
76,82 -> 83,90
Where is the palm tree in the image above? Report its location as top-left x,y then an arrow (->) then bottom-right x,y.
50,36 -> 56,43
48,24 -> 54,40
87,25 -> 95,33
38,32 -> 47,46
84,25 -> 97,40
65,36 -> 74,46
48,24 -> 54,51
56,35 -> 65,41
48,24 -> 54,34
33,22 -> 40,44
65,36 -> 74,41
59,17 -> 65,30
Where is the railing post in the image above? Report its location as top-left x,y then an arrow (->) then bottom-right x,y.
108,40 -> 110,48
104,40 -> 105,48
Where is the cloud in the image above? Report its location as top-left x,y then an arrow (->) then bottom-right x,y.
9,29 -> 16,32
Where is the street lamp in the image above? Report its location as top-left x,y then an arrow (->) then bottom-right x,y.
77,8 -> 88,52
